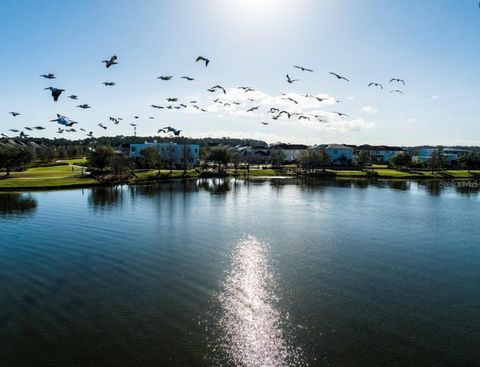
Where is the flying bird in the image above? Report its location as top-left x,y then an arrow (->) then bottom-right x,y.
368,82 -> 383,89
9,112 -> 20,117
98,123 -> 107,130
286,74 -> 299,84
247,106 -> 260,112
332,111 -> 350,117
181,76 -> 195,81
158,76 -> 173,80
8,129 -> 19,133
390,89 -> 404,95
283,97 -> 298,104
158,126 -> 182,136
77,104 -> 91,109
166,98 -> 178,102
103,82 -> 116,86
195,56 -> 209,67
68,95 -> 78,100
208,85 -> 226,94
40,73 -> 56,79
24,127 -> 33,131
44,87 -> 65,101
390,78 -> 405,85
102,55 -> 118,68
329,72 -> 350,82
294,65 -> 313,72
34,126 -> 46,130
260,121 -> 269,125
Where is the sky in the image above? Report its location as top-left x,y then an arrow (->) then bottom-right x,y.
0,0 -> 479,146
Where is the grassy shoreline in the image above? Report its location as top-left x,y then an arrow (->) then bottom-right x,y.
1,163 -> 480,191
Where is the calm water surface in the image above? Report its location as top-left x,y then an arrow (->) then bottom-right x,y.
1,179 -> 479,366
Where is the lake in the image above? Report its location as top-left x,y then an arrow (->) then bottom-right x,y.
1,179 -> 479,366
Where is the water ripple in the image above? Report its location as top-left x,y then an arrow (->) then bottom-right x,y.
213,236 -> 306,366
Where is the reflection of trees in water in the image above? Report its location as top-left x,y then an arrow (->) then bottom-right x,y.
131,180 -> 200,198
198,178 -> 231,194
88,186 -> 123,210
0,193 -> 37,216
387,180 -> 410,191
418,181 -> 443,196
454,182 -> 480,196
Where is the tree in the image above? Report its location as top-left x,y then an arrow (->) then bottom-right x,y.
138,147 -> 160,169
390,153 -> 412,170
207,148 -> 232,172
458,152 -> 480,172
299,150 -> 330,173
355,150 -> 372,171
0,146 -> 33,176
428,147 -> 445,173
87,145 -> 115,172
271,149 -> 286,166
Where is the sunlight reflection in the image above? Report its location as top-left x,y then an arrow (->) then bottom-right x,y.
216,236 -> 305,366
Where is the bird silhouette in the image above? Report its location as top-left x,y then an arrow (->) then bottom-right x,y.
247,106 -> 260,112
329,72 -> 350,82
68,95 -> 78,100
158,76 -> 173,80
166,98 -> 178,102
368,82 -> 383,89
286,74 -> 299,84
294,65 -> 313,72
260,121 -> 269,125
208,85 -> 226,94
44,87 -> 64,101
389,89 -> 404,95
158,126 -> 182,136
9,112 -> 20,117
40,73 -> 56,79
77,104 -> 91,109
102,55 -> 118,68
181,76 -> 195,81
283,97 -> 298,104
98,123 -> 107,130
103,82 -> 116,86
333,111 -> 350,117
390,78 -> 405,85
196,56 -> 209,67
33,126 -> 46,130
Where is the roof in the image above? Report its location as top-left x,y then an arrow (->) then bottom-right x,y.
357,145 -> 403,151
271,143 -> 309,150
325,144 -> 355,150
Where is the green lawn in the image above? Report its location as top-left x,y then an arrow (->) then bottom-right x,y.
0,163 -> 97,189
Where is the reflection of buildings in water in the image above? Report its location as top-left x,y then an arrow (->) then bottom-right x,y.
0,193 -> 37,216
214,236 -> 304,367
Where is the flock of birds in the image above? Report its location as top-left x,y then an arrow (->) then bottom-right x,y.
4,54 -> 406,139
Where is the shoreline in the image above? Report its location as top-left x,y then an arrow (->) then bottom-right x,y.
1,173 -> 480,192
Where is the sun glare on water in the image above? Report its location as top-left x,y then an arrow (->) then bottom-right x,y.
212,236 -> 306,366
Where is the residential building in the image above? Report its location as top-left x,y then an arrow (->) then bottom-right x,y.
357,145 -> 404,163
129,141 -> 200,165
270,144 -> 309,162
412,147 -> 471,164
324,144 -> 355,165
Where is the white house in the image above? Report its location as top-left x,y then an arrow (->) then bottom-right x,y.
270,144 -> 309,163
129,141 -> 199,165
324,144 -> 355,165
